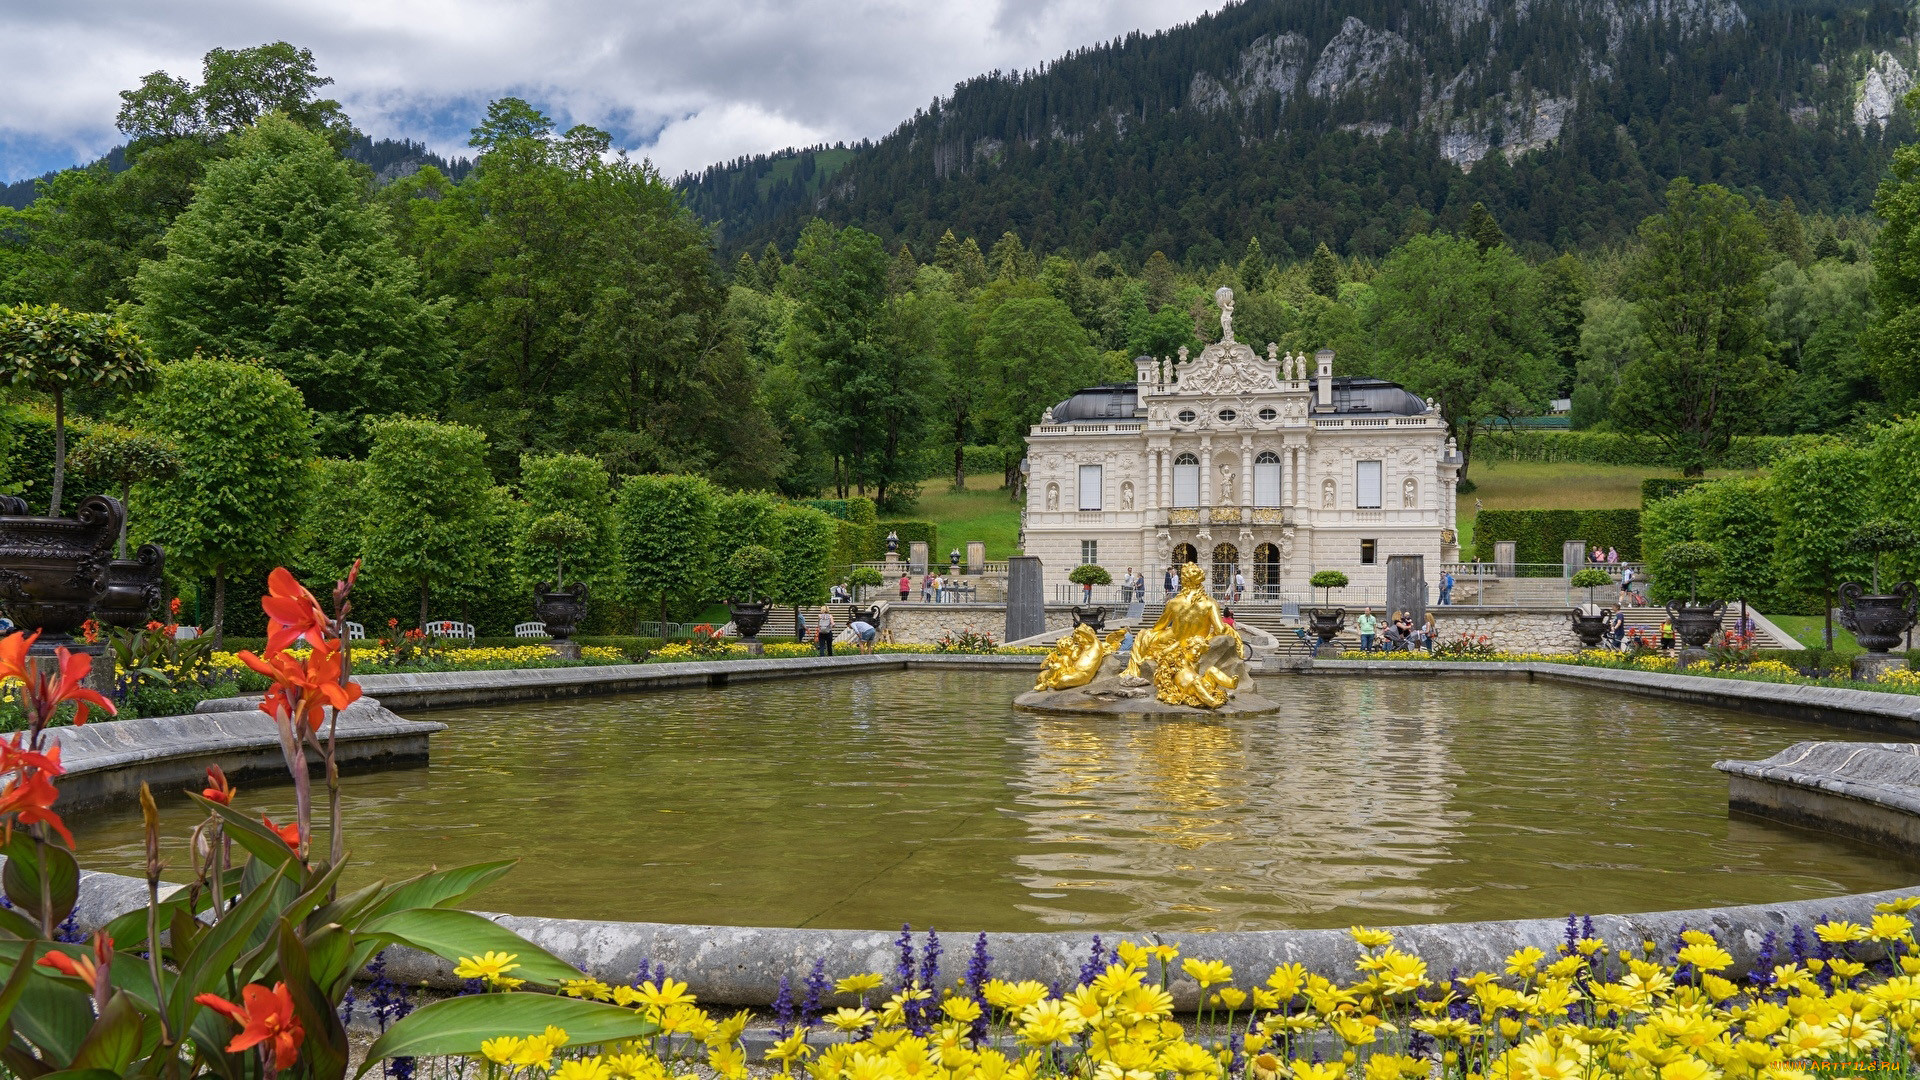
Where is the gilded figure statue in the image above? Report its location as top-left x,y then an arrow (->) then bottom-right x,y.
1124,562 -> 1246,707
1034,624 -> 1127,691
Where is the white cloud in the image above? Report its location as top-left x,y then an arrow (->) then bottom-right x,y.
0,0 -> 1224,182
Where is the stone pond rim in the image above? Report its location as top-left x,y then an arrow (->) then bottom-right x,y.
39,653 -> 1920,1006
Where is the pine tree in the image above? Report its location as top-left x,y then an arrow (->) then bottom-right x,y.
888,243 -> 919,295
734,251 -> 762,290
935,229 -> 965,275
1143,251 -> 1177,309
1767,196 -> 1809,266
1237,238 -> 1267,293
757,242 -> 784,291
1307,243 -> 1342,299
1814,234 -> 1843,261
1466,202 -> 1505,255
954,237 -> 989,289
989,231 -> 1033,280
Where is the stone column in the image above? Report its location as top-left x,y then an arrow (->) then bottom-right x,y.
1200,439 -> 1212,506
1239,434 -> 1253,506
1005,556 -> 1045,643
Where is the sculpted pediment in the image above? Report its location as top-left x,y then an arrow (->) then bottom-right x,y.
1173,341 -> 1282,397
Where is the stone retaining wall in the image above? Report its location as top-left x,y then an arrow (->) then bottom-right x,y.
1427,609 -> 1584,651
878,603 -> 1075,645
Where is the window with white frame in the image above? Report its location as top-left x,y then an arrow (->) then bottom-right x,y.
1356,460 -> 1383,509
1173,453 -> 1199,507
1078,464 -> 1104,511
1081,540 -> 1099,565
1254,451 -> 1281,507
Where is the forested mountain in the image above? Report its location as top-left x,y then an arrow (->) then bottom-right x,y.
1,137 -> 466,210
680,0 -> 1918,262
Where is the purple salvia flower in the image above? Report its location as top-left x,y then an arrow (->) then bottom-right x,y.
896,925 -> 916,992
1563,915 -> 1579,953
1078,935 -> 1107,987
772,975 -> 796,1039
802,959 -> 830,1030
966,933 -> 993,1042
1749,932 -> 1778,988
1788,925 -> 1810,966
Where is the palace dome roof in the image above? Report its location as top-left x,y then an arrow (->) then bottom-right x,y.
1045,374 -> 1427,423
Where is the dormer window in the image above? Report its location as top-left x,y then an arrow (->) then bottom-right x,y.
1258,407 -> 1277,421
1217,409 -> 1237,423
1177,409 -> 1197,423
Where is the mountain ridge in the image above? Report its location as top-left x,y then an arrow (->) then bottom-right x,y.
677,0 -> 1917,262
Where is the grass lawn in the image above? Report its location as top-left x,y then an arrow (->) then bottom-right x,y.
1456,461 -> 1759,556
1766,613 -> 1883,654
909,473 -> 1024,558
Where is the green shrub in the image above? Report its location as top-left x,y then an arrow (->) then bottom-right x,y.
848,566 -> 885,587
1068,564 -> 1113,586
1476,430 -> 1826,468
872,520 -> 938,560
1472,509 -> 1641,567
1641,477 -> 1708,505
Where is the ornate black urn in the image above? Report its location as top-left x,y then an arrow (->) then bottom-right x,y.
1570,610 -> 1609,648
96,543 -> 166,629
1305,608 -> 1347,656
728,600 -> 772,643
1071,605 -> 1109,632
1838,582 -> 1919,654
1667,601 -> 1726,650
0,494 -> 125,644
533,581 -> 588,642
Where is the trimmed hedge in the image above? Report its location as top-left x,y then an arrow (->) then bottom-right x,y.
1473,509 -> 1641,566
872,520 -> 939,561
1641,477 -> 1709,505
1753,648 -> 1920,675
1476,430 -> 1827,468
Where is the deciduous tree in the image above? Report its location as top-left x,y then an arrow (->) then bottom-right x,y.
0,303 -> 155,516
614,473 -> 716,629
360,418 -> 495,631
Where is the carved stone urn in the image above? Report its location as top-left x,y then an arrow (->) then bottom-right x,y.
1305,608 -> 1347,657
534,581 -> 588,642
96,543 -> 166,629
1838,581 -> 1919,681
0,494 -> 125,645
1071,605 -> 1109,633
727,600 -> 772,644
1668,601 -> 1726,649
1569,610 -> 1609,649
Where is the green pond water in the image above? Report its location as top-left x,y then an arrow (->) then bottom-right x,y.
69,669 -> 1920,931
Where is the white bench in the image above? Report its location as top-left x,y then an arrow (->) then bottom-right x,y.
424,620 -> 475,640
345,621 -> 366,641
173,626 -> 201,640
514,621 -> 548,639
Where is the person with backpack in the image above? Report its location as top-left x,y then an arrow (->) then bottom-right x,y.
1439,570 -> 1454,605
816,607 -> 835,656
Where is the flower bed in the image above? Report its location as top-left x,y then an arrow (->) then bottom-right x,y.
410,910 -> 1920,1080
1337,648 -> 1920,696
644,640 -> 1049,662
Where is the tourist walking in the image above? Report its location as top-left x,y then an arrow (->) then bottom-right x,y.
1233,571 -> 1246,602
1659,618 -> 1675,652
921,573 -> 934,603
1357,608 -> 1377,653
1120,568 -> 1134,604
932,573 -> 945,603
816,607 -> 835,656
1438,569 -> 1453,606
899,573 -> 910,602
1164,567 -> 1176,597
1607,547 -> 1619,563
1421,611 -> 1437,653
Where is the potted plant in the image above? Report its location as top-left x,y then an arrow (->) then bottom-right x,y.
1069,563 -> 1112,605
727,543 -> 780,649
1660,541 -> 1725,652
1306,570 -> 1350,655
526,511 -> 593,643
1569,566 -> 1614,647
1838,520 -> 1920,671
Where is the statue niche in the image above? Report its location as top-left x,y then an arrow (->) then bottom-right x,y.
1322,478 -> 1336,508
1045,483 -> 1060,511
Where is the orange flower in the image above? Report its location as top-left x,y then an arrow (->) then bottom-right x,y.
261,815 -> 300,848
195,983 -> 305,1069
201,764 -> 235,805
37,933 -> 110,986
0,768 -> 71,846
261,567 -> 332,656
237,642 -> 362,733
46,647 -> 113,725
0,733 -> 62,776
0,633 -> 116,726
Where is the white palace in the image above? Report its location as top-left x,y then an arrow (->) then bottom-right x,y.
1020,287 -> 1462,599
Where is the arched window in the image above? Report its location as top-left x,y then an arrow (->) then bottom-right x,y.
1211,543 -> 1239,593
1173,452 -> 1200,507
1254,451 -> 1282,507
1172,543 -> 1198,565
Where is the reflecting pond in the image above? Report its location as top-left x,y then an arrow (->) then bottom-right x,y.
70,669 -> 1920,930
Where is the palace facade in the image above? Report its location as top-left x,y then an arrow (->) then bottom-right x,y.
1019,288 -> 1462,598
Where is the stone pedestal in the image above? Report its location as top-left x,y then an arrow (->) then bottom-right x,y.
1493,542 -> 1517,578
1385,554 -> 1426,622
742,640 -> 764,656
1005,556 -> 1045,643
966,541 -> 986,574
1675,646 -> 1708,670
909,541 -> 929,573
1852,652 -> 1908,683
30,642 -> 112,700
548,641 -> 582,661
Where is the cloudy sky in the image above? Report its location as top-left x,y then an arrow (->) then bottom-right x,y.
1,0 -> 1224,183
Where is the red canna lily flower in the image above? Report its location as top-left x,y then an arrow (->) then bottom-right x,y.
48,647 -> 113,726
0,733 -> 62,776
261,815 -> 300,848
201,764 -> 235,805
195,982 -> 305,1069
238,642 -> 362,733
0,630 -> 30,685
262,567 -> 332,656
36,947 -> 96,982
0,768 -> 71,846
169,596 -> 182,616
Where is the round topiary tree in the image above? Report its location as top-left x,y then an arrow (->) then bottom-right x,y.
1847,520 -> 1920,593
0,304 -> 156,517
1662,541 -> 1722,605
847,566 -> 884,599
525,511 -> 593,588
1310,570 -> 1349,607
68,425 -> 179,557
1570,567 -> 1613,606
1069,563 -> 1112,601
728,543 -> 780,603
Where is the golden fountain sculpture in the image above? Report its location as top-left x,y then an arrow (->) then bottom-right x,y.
1033,624 -> 1128,691
1023,562 -> 1264,713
